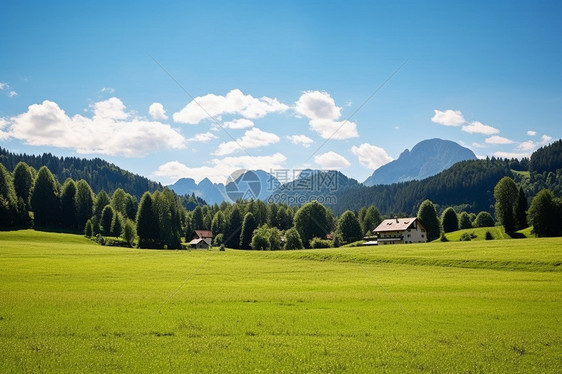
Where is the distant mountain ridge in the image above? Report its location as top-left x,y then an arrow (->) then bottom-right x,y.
364,138 -> 477,186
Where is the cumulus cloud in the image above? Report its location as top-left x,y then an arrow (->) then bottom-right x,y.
351,143 -> 393,170
541,134 -> 552,144
214,127 -> 280,156
187,132 -> 217,142
0,117 -> 10,140
173,89 -> 289,124
294,91 -> 358,139
153,153 -> 287,184
527,130 -> 537,136
431,109 -> 465,126
6,98 -> 185,157
149,102 -> 168,120
314,151 -> 351,170
462,121 -> 499,135
287,134 -> 314,148
485,135 -> 514,145
222,118 -> 254,129
517,140 -> 536,151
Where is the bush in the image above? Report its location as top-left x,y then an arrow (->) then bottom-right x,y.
214,233 -> 224,246
309,237 -> 332,249
219,244 -> 225,251
475,211 -> 495,227
485,231 -> 494,240
440,233 -> 449,242
460,232 -> 472,241
84,219 -> 93,238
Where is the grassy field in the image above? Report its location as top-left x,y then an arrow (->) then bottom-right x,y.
1,230 -> 561,373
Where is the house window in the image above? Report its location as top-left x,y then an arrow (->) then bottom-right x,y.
421,234 -> 424,238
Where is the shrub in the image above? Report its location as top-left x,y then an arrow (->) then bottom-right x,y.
219,244 -> 226,252
309,237 -> 332,249
460,232 -> 472,241
485,231 -> 494,240
440,233 -> 449,242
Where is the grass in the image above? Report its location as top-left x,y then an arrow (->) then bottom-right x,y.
1,230 -> 561,373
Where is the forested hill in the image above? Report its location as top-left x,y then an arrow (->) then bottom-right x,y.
0,147 -> 162,199
331,139 -> 562,216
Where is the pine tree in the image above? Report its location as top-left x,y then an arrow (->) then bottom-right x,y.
31,166 -> 60,227
60,179 -> 77,229
13,162 -> 34,212
441,207 -> 459,233
514,186 -> 528,230
224,206 -> 242,249
136,192 -> 158,248
101,205 -> 115,236
417,200 -> 440,241
75,180 -> 94,231
94,190 -> 110,218
240,212 -> 257,250
0,163 -> 18,227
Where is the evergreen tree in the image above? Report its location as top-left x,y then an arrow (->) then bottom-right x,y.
122,218 -> 137,247
136,192 -> 158,248
184,213 -> 194,242
293,201 -> 332,248
224,206 -> 242,249
0,163 -> 18,227
417,199 -> 440,241
111,188 -> 128,217
494,176 -> 518,233
337,210 -> 363,243
284,227 -> 304,250
362,205 -> 383,235
125,194 -> 138,220
112,212 -> 124,237
514,186 -> 528,230
475,211 -> 495,227
31,166 -> 60,227
267,203 -> 278,227
13,162 -> 34,212
84,219 -> 93,238
211,211 -> 225,236
240,212 -> 257,250
528,189 -> 562,237
101,205 -> 115,236
459,212 -> 472,230
252,200 -> 268,227
60,179 -> 77,229
276,206 -> 292,230
94,190 -> 111,218
269,227 -> 282,250
441,207 -> 459,233
75,180 -> 94,231
192,205 -> 204,230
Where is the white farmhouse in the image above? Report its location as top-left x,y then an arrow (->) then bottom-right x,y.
373,217 -> 427,245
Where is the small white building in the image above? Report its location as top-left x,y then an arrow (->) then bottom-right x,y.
373,217 -> 427,245
188,230 -> 213,249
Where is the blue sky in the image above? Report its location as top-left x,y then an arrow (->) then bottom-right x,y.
1,1 -> 560,185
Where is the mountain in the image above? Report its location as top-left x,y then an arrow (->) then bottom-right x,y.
0,147 -> 162,199
169,170 -> 280,205
363,138 -> 477,186
268,169 -> 361,208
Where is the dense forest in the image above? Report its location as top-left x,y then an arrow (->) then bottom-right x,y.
0,147 -> 162,199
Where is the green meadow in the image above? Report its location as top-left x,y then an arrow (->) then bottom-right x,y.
1,230 -> 561,373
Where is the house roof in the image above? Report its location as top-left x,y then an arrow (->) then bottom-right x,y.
374,217 -> 424,233
188,238 -> 205,245
193,230 -> 213,238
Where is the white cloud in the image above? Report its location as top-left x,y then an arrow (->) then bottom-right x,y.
431,109 -> 465,126
517,140 -> 536,151
527,130 -> 537,136
173,89 -> 289,124
0,82 -> 17,97
294,91 -> 358,140
295,91 -> 341,120
153,153 -> 287,184
0,117 -> 10,140
149,102 -> 168,120
485,135 -> 514,145
287,134 -> 314,148
222,118 -> 254,129
314,151 -> 351,170
541,134 -> 552,144
187,132 -> 217,143
214,127 -> 280,156
462,121 -> 500,135
6,98 -> 186,157
493,151 -> 531,159
351,143 -> 393,170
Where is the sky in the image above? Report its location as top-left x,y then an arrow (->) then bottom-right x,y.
1,1 -> 561,185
